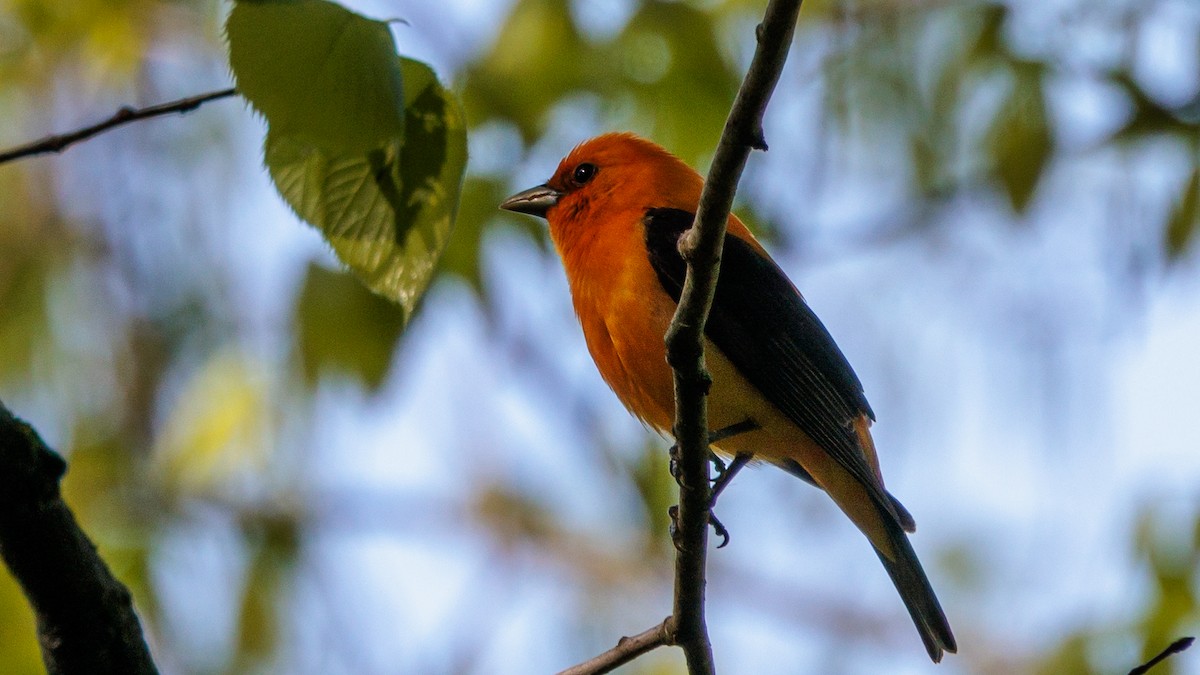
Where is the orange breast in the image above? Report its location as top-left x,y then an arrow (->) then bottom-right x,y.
557,212 -> 679,432
551,209 -> 773,431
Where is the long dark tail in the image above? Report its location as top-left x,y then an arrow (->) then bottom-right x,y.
779,459 -> 955,660
874,512 -> 957,663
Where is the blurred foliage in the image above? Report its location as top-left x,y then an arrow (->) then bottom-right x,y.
294,262 -> 406,390
627,436 -> 680,551
1135,506 -> 1200,673
1,0 -> 1199,673
1035,505 -> 1200,675
0,0 -> 157,80
438,175 -> 515,295
0,566 -> 39,674
233,511 -> 300,672
0,252 -> 50,383
460,0 -> 741,164
986,61 -> 1052,213
1167,167 -> 1200,260
448,0 -> 746,292
152,349 -> 272,495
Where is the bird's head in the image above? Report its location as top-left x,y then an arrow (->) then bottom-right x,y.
500,133 -> 704,228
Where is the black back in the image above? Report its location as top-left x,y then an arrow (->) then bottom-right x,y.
643,208 -> 888,508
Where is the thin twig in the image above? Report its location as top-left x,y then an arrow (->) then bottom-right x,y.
662,0 -> 804,673
556,617 -> 675,675
0,400 -> 158,674
1128,636 -> 1194,675
0,88 -> 238,165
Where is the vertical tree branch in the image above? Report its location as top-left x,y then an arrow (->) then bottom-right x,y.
0,401 -> 159,675
663,0 -> 803,673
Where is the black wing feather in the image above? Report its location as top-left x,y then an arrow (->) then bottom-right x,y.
645,209 -> 956,660
644,208 -> 885,505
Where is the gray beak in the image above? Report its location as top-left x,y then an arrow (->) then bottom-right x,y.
499,184 -> 562,218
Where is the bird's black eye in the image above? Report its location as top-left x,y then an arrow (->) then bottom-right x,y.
572,163 -> 597,186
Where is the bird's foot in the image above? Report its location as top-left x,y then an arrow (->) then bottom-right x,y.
706,451 -> 751,549
710,452 -> 752,506
708,418 -> 759,446
668,505 -> 732,550
710,510 -> 731,549
667,419 -> 757,549
668,418 -> 758,487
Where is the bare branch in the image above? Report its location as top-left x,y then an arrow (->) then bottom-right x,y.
662,0 -> 804,673
0,400 -> 158,674
1128,636 -> 1194,675
0,88 -> 237,165
557,617 -> 675,675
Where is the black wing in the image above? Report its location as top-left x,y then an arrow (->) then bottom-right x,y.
644,208 -> 886,504
645,210 -> 956,659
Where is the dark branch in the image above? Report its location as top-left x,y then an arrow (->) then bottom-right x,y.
1128,636 -> 1194,675
662,0 -> 804,673
0,88 -> 237,165
0,400 -> 158,675
556,617 -> 675,675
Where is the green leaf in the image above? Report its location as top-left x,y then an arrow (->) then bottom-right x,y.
265,57 -> 465,316
227,0 -> 406,154
988,63 -> 1052,213
1166,166 -> 1200,260
228,0 -> 467,320
294,262 -> 405,390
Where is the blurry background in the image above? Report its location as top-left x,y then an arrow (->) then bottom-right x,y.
1,0 -> 1199,673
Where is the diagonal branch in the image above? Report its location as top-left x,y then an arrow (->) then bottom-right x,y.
556,617 -> 675,675
1128,636 -> 1194,675
662,0 -> 804,673
0,88 -> 237,165
0,400 -> 159,674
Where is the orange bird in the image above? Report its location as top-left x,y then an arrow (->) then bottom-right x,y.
500,133 -> 956,662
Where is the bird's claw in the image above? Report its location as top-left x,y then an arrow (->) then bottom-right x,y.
668,504 -> 732,550
710,510 -> 731,549
709,451 -> 728,478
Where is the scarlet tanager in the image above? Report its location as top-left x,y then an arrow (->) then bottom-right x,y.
500,133 -> 956,662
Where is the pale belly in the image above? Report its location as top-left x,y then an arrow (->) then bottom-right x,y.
589,282 -> 824,467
